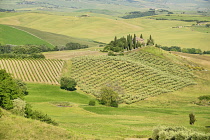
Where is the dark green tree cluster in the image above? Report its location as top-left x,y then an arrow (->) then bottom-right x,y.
0,44 -> 47,59
146,35 -> 155,46
54,42 -> 89,51
196,95 -> 210,106
182,48 -> 202,54
203,51 -> 210,54
0,69 -> 27,109
0,42 -> 90,59
88,100 -> 96,106
0,69 -> 58,125
103,34 -> 150,53
155,45 -> 181,52
156,44 -> 207,54
198,95 -> 210,100
60,77 -> 77,91
65,42 -> 88,50
0,8 -> 15,12
122,10 -> 156,19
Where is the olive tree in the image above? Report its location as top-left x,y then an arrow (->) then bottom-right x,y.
99,87 -> 119,107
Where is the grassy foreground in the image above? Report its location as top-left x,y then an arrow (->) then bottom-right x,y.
0,109 -> 78,140
24,76 -> 210,139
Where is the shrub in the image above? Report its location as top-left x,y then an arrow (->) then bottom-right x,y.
0,108 -> 2,118
99,87 -> 119,107
152,126 -> 210,140
198,95 -> 210,100
108,52 -> 117,56
89,100 -> 96,106
189,113 -> 196,125
60,77 -> 77,91
25,103 -> 58,126
11,98 -> 26,116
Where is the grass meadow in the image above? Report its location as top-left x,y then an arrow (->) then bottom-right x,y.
11,25 -> 100,47
24,75 -> 210,139
0,24 -> 54,48
0,12 -> 210,50
0,108 -> 77,140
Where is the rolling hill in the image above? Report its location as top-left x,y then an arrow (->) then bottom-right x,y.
0,108 -> 77,140
70,47 -> 196,104
0,12 -> 210,49
11,25 -> 100,47
0,24 -> 54,48
0,1 -> 210,139
0,0 -> 209,12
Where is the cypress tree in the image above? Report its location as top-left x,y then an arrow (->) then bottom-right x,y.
140,34 -> 143,39
114,36 -> 117,47
133,34 -> 136,49
149,35 -> 152,40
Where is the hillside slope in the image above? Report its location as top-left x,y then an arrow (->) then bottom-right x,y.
0,108 -> 77,140
0,12 -> 209,49
0,0 -> 209,12
11,25 -> 100,47
0,24 -> 54,48
0,59 -> 64,84
70,47 -> 196,104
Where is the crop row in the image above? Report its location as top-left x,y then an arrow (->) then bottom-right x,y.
0,58 -> 64,84
71,53 -> 195,104
126,51 -> 194,79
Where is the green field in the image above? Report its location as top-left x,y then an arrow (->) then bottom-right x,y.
0,109 -> 76,140
11,25 -> 100,47
0,24 -> 54,48
24,77 -> 210,139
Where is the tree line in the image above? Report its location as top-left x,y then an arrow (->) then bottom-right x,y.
0,69 -> 58,125
122,10 -> 156,19
103,34 -> 154,53
0,42 -> 89,59
0,44 -> 48,59
55,42 -> 88,51
155,44 -> 210,54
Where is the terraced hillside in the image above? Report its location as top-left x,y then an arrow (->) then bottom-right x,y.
71,48 -> 196,104
0,59 -> 64,84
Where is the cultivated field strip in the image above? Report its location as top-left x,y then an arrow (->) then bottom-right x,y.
0,59 -> 64,84
71,51 -> 195,104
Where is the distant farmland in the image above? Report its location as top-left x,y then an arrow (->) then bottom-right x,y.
0,59 -> 64,84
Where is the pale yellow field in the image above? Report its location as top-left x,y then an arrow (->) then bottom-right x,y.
0,12 -> 209,50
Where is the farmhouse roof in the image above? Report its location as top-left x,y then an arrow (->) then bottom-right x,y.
135,37 -> 144,42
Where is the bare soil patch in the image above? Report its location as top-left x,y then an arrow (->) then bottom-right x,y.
44,50 -> 106,60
